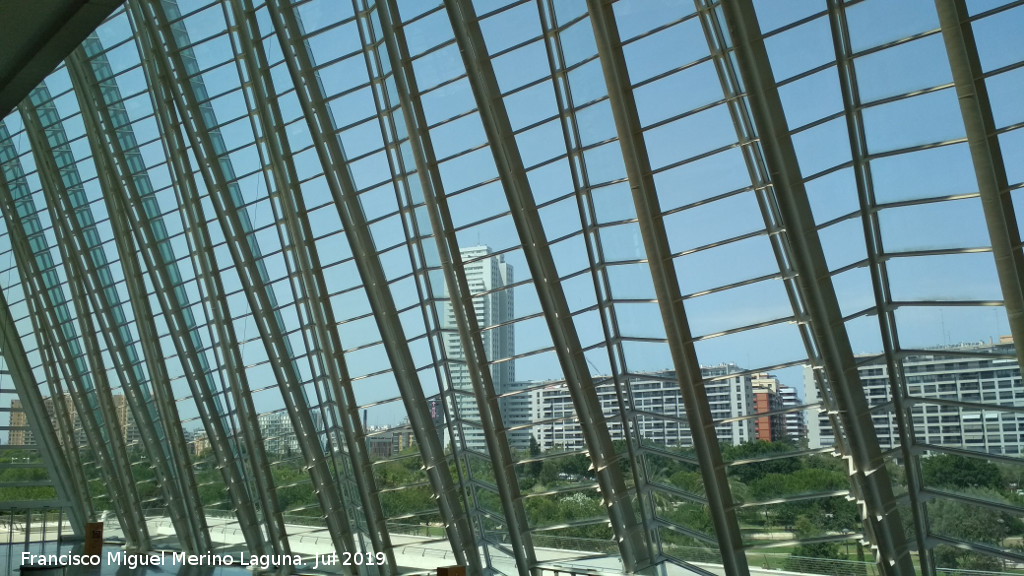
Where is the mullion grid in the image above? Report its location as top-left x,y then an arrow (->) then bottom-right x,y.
607,0 -> 843,562
363,0 -> 547,571
222,0 -> 394,562
826,1 -> 938,571
20,87 -> 190,543
0,124 -> 146,543
702,0 -> 921,572
532,0 -> 669,567
69,39 -> 251,550
398,0 -> 622,562
29,66 -> 190,510
136,0 -> 361,556
275,0 -> 498,565
263,0 -> 483,568
351,0 -> 499,559
266,0 -> 465,557
20,98 -> 156,547
439,0 -> 653,570
78,22 -> 256,532
0,217 -> 94,524
687,0 -> 888,559
114,4 -> 291,552
0,135 -> 146,541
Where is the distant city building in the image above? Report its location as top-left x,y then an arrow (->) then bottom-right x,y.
8,394 -> 137,448
256,411 -> 321,456
365,428 -> 416,460
751,373 -> 785,442
805,341 -> 1024,455
192,430 -> 210,457
442,246 -> 518,450
778,385 -> 806,444
530,365 -> 756,451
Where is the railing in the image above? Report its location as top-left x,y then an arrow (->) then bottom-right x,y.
0,506 -> 74,574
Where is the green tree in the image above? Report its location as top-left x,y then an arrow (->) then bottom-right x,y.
922,454 -> 1003,490
929,487 -> 1014,570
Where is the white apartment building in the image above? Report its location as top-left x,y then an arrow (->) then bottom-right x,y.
805,341 -> 1024,455
530,366 -> 756,452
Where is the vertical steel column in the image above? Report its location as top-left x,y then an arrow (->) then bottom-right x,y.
19,92 -> 200,552
262,1 -> 481,571
132,0 -> 357,560
0,161 -> 144,549
65,48 -> 214,554
0,289 -> 87,537
935,0 -> 1024,363
826,3 -> 934,573
224,0 -> 392,565
441,0 -> 652,570
585,1 -> 748,572
718,1 -> 913,573
370,1 -> 538,572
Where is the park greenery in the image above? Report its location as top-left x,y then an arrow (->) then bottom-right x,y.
3,440 -> 1022,570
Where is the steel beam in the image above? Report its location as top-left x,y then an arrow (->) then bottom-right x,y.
0,283 -> 87,537
529,3 -> 666,567
585,1 -> 748,571
440,0 -> 652,570
935,0 -> 1024,365
132,0 -> 357,560
0,138 -> 145,549
64,47 -> 213,554
262,0 -> 481,571
371,0 -> 538,572
0,123 -> 92,518
826,3 -> 934,573
74,9 -> 273,554
718,1 -> 913,572
19,90 -> 204,552
72,34 -> 287,556
224,0 -> 391,564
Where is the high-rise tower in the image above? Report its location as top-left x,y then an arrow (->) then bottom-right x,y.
443,246 -> 515,450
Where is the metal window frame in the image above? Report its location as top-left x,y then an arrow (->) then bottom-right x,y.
441,0 -> 653,570
0,132 -> 147,549
223,0 -> 394,565
131,0 -> 359,559
716,1 -> 914,572
262,0 -> 483,570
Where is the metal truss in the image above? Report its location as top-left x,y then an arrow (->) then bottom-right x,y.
353,6 -> 497,571
441,0 -> 652,570
262,0 -> 482,571
18,91 -> 204,551
717,1 -> 913,573
0,131 -> 148,549
528,2 -> 673,567
132,0 -> 359,560
0,122 -> 93,523
371,0 -> 538,572
75,12 -> 270,555
584,1 -> 749,572
825,2 -> 934,572
223,0 -> 393,565
935,0 -> 1024,368
64,46 -> 214,554
0,284 -> 87,536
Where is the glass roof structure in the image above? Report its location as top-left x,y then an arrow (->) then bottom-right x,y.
1,0 -> 1023,574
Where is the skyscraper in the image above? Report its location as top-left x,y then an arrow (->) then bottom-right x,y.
443,246 -> 515,450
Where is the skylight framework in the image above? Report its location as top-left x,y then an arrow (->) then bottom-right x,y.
1,0 -> 1022,575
